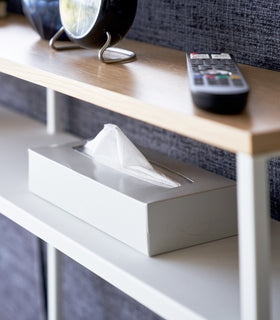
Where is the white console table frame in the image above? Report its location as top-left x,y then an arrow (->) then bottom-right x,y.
45,89 -> 273,320
1,15 -> 280,320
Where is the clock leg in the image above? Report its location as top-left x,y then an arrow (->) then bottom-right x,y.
98,32 -> 136,64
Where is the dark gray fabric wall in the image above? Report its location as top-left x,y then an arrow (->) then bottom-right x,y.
0,215 -> 44,320
128,0 -> 280,71
0,1 -> 280,320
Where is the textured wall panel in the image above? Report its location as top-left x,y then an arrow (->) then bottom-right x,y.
128,0 -> 280,71
0,215 -> 44,320
63,255 -> 163,320
1,0 -> 280,319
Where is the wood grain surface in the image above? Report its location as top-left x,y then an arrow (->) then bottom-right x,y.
0,15 -> 280,155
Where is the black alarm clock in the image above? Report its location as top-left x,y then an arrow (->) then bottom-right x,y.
50,0 -> 137,63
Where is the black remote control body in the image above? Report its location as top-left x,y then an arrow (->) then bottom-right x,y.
186,53 -> 249,114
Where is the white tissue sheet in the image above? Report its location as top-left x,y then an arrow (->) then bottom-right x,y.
82,124 -> 180,188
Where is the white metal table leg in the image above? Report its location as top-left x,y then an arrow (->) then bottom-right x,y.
47,245 -> 62,320
46,88 -> 63,134
237,153 -> 271,320
46,88 -> 63,320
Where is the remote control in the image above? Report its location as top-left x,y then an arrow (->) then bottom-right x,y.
186,53 -> 249,114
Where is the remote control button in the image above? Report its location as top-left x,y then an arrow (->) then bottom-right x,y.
219,78 -> 229,85
230,75 -> 241,79
191,60 -> 203,65
198,65 -> 209,71
194,75 -> 203,85
215,65 -> 226,69
232,79 -> 243,86
194,78 -> 204,85
207,78 -> 218,85
206,75 -> 216,78
224,66 -> 232,71
190,54 -> 210,59
192,67 -> 199,72
217,75 -> 229,85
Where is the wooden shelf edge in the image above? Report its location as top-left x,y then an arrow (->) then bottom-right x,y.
1,15 -> 280,155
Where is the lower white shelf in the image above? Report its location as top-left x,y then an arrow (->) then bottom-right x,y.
0,105 -> 279,320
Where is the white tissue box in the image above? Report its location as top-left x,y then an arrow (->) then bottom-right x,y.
28,142 -> 237,256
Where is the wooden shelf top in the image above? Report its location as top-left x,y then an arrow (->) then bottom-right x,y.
1,14 -> 280,155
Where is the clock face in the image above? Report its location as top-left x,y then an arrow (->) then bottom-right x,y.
60,0 -> 102,38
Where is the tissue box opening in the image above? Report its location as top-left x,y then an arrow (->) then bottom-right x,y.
74,145 -> 193,187
29,142 -> 237,256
